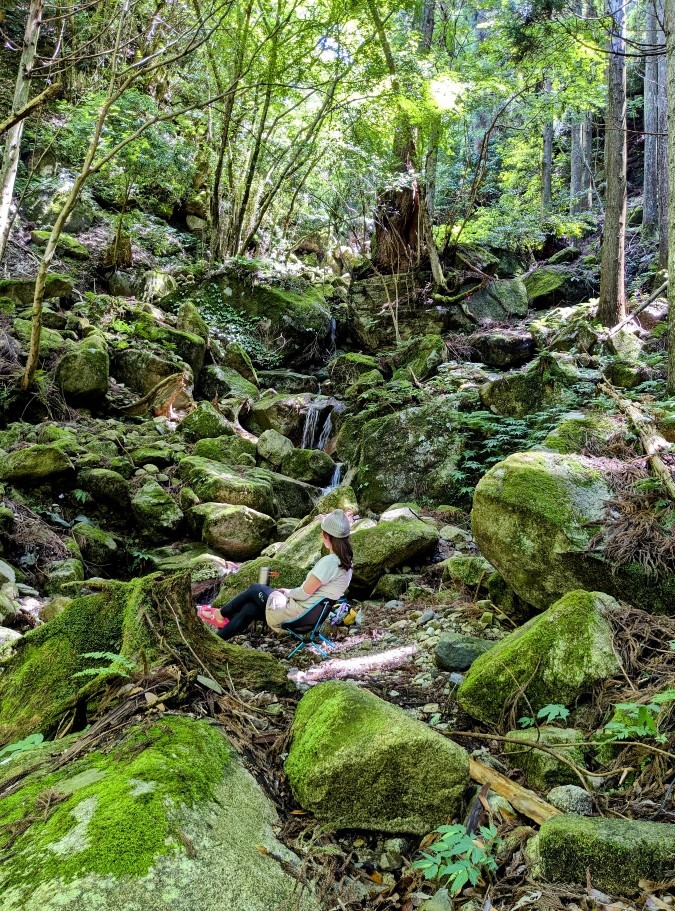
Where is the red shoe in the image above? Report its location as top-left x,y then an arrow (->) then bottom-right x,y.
197,605 -> 229,630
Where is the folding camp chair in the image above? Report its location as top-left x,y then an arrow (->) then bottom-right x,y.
281,598 -> 338,659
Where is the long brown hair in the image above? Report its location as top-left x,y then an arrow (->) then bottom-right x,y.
326,532 -> 353,570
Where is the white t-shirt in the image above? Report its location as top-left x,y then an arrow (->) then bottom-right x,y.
265,553 -> 352,630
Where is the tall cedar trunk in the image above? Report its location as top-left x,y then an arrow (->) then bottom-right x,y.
644,0 -> 660,234
570,117 -> 593,213
665,0 -> 675,392
368,0 -> 420,273
0,0 -> 44,262
541,79 -> 553,210
598,0 -> 627,328
657,0 -> 669,270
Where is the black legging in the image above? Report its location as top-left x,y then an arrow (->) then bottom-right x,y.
215,583 -> 273,640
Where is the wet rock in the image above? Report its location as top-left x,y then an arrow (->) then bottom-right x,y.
44,558 -> 84,596
434,632 -> 495,671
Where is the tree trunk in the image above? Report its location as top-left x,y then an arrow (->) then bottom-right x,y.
644,0 -> 660,236
0,0 -> 44,263
665,0 -> 675,392
541,79 -> 553,211
570,116 -> 593,213
657,0 -> 669,270
598,0 -> 627,328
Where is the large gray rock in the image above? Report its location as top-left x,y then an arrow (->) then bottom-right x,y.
190,503 -> 275,560
351,518 -> 439,592
471,329 -> 535,368
464,278 -> 528,321
177,457 -> 276,515
113,348 -> 186,395
256,429 -> 293,467
434,632 -> 495,671
199,365 -> 259,401
55,337 -> 109,404
286,682 -> 469,834
0,716 -> 319,911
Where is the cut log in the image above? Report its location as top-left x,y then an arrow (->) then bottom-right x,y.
469,757 -> 561,825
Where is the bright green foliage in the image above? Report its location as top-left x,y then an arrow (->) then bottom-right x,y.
602,690 -> 675,745
413,824 -> 501,895
518,703 -> 570,728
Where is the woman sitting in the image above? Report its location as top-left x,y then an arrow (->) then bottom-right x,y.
198,509 -> 353,640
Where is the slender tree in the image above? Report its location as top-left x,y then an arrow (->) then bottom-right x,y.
665,0 -> 675,393
598,0 -> 627,327
644,0 -> 660,236
0,0 -> 44,262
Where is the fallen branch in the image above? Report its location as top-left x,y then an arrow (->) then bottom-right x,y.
606,280 -> 668,340
0,83 -> 62,137
468,756 -> 560,825
599,381 -> 675,500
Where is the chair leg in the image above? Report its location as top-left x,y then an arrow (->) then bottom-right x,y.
318,634 -> 336,650
287,640 -> 306,659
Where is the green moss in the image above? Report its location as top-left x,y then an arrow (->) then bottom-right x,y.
200,364 -> 259,400
523,267 -> 568,305
351,519 -> 439,592
0,274 -> 73,304
542,411 -> 622,454
177,456 -> 275,514
457,590 -> 620,724
194,434 -> 257,465
392,333 -> 446,382
0,717 -> 230,899
212,558 -> 306,608
285,681 -> 469,834
179,402 -> 230,441
504,727 -> 585,790
30,231 -> 89,260
281,448 -> 335,486
0,444 -> 73,484
328,352 -> 380,390
539,814 -> 675,894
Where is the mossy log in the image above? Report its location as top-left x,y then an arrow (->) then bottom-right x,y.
0,571 -> 292,747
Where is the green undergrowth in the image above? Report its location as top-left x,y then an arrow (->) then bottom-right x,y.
0,717 -> 230,899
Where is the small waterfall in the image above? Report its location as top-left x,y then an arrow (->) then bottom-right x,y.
316,411 -> 333,451
329,317 -> 336,348
300,405 -> 321,449
322,462 -> 343,493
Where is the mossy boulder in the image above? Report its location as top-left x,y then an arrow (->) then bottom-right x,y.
281,448 -> 335,486
471,450 -> 675,612
253,467 -> 320,519
524,267 -> 571,308
541,409 -> 623,454
344,368 -> 384,399
190,503 -> 275,559
132,313 -> 205,376
113,348 -> 185,395
0,716 -> 318,911
539,815 -> 675,895
0,444 -> 73,484
456,591 -> 620,724
177,457 -> 275,515
71,522 -> 119,568
306,484 -> 359,520
13,318 -> 69,356
441,553 -> 494,587
256,428 -> 294,467
328,352 -> 379,391
193,435 -> 257,466
0,273 -> 73,304
602,359 -> 649,390
180,403 -> 231,441
177,300 -> 209,341
78,469 -> 131,507
44,558 -> 84,596
30,230 -> 89,260
351,518 -> 439,592
131,481 -> 183,540
285,681 -> 469,834
222,340 -> 258,384
470,329 -> 535,369
351,399 -> 466,511
464,278 -> 529,321
199,365 -> 259,401
129,444 -> 174,468
479,356 -> 577,418
55,338 -> 110,404
504,727 -> 585,790
273,516 -> 324,570
0,572 -> 292,746
392,334 -> 447,382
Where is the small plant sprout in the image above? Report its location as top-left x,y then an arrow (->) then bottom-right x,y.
518,703 -> 570,728
603,690 -> 675,745
413,823 -> 502,895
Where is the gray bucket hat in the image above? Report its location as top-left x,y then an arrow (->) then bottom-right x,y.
320,508 -> 351,538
